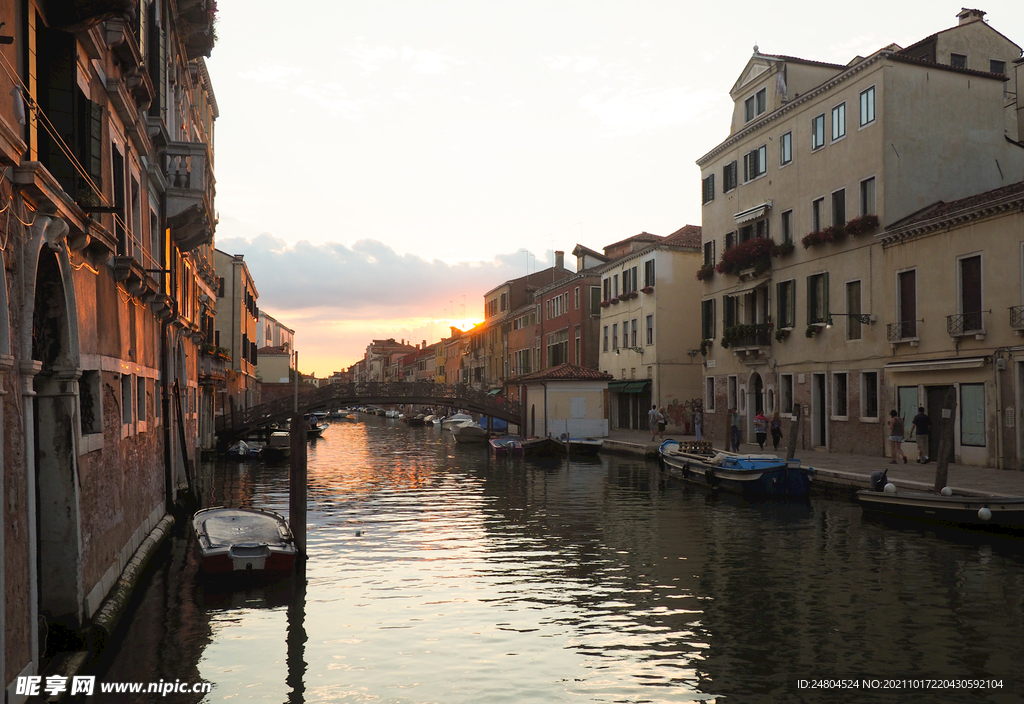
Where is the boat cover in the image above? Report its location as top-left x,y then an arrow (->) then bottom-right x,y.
198,509 -> 289,548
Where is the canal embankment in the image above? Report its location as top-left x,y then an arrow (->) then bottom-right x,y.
601,429 -> 1024,498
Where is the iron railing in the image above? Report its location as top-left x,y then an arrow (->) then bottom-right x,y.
946,311 -> 985,336
886,320 -> 917,342
1010,305 -> 1024,329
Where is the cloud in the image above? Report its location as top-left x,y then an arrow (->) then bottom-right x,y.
580,86 -> 727,136
217,234 -> 548,320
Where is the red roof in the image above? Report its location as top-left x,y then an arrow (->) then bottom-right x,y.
890,180 -> 1024,229
662,224 -> 702,248
258,345 -> 290,355
509,363 -> 613,383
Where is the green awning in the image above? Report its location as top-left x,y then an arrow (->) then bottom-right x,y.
608,380 -> 649,393
486,388 -> 502,396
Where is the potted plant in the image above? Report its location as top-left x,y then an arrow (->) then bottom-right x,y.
715,237 -> 774,276
845,214 -> 879,236
600,299 -> 611,308
805,324 -> 819,338
771,241 -> 794,257
641,285 -> 654,294
696,265 -> 715,282
775,328 -> 790,343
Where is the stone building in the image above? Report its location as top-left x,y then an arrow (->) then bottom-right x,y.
1,1 -> 219,699
696,9 -> 1024,463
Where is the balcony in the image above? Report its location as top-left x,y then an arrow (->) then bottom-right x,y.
40,0 -> 135,29
1011,305 -> 1024,334
947,311 -> 986,340
199,349 -> 228,386
722,323 -> 772,362
178,0 -> 218,58
887,320 -> 919,347
165,141 -> 216,252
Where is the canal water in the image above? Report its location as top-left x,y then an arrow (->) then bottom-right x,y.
97,415 -> 1024,703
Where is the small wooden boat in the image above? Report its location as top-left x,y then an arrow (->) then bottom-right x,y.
658,440 -> 811,497
262,431 -> 291,460
306,423 -> 328,438
406,414 -> 426,426
489,436 -> 523,455
857,487 -> 1024,531
192,507 -> 297,577
452,421 -> 488,443
226,440 -> 263,461
521,436 -> 566,457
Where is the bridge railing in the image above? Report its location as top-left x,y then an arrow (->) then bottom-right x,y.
216,382 -> 520,437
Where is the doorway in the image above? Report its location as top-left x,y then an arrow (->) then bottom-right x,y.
926,385 -> 956,464
812,373 -> 827,447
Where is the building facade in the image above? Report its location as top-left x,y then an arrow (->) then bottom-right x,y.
696,9 -> 1024,463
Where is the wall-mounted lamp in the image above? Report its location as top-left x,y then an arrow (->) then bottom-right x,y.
615,346 -> 645,356
826,312 -> 874,327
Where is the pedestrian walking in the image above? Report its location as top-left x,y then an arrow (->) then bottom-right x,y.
754,411 -> 768,450
888,409 -> 908,464
693,407 -> 703,442
729,408 -> 741,452
648,404 -> 659,441
770,412 -> 783,450
657,407 -> 667,440
911,406 -> 932,463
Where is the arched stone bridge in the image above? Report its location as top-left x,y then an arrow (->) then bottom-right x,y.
216,381 -> 520,441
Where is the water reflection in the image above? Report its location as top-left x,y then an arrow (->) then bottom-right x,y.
98,416 -> 1024,704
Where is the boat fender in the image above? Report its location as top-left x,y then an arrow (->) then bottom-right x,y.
682,462 -> 691,478
869,469 -> 888,492
978,507 -> 992,521
705,468 -> 719,488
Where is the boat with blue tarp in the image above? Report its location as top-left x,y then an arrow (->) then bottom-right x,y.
658,440 -> 812,497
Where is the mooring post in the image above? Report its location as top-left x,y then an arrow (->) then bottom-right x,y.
786,403 -> 802,460
290,415 -> 308,559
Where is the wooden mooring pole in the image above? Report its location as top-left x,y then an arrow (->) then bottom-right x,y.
290,415 -> 308,561
785,403 -> 802,460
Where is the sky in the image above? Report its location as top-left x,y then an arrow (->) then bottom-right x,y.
205,1 -> 1024,376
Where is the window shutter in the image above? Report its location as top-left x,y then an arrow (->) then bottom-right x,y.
806,276 -> 813,325
823,272 -> 830,320
777,282 -> 783,326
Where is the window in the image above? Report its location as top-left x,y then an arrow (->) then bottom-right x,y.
832,189 -> 846,227
646,314 -> 654,345
515,348 -> 532,375
590,286 -> 601,313
832,373 -> 848,418
706,377 -> 716,411
631,318 -> 638,347
811,114 -> 825,149
723,160 -> 738,192
744,87 -> 767,122
846,280 -> 862,340
80,370 -> 102,435
860,177 -> 875,216
776,280 -> 795,329
859,86 -> 875,127
960,383 -> 985,446
743,145 -> 767,181
807,272 -> 829,324
500,293 -> 507,311
546,331 -> 569,366
703,240 -> 715,268
701,299 -> 715,340
780,374 -> 794,414
702,174 -> 715,204
812,197 -> 824,232
625,266 -> 638,293
121,374 -> 133,425
959,254 -> 983,333
860,372 -> 879,419
950,53 -> 967,69
780,131 -> 792,165
137,376 -> 147,423
574,287 -> 579,310
621,321 -> 629,348
725,231 -> 736,250
603,278 -> 611,302
897,269 -> 917,338
781,210 -> 793,243
603,326 -> 609,352
831,102 -> 846,141
990,59 -> 1006,75
575,327 -> 581,364
613,275 -> 619,298
612,323 -> 618,350
644,259 -> 655,287
723,294 -> 739,330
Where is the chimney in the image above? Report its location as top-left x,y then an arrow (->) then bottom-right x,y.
422,340 -> 427,349
956,8 -> 985,25
555,250 -> 564,270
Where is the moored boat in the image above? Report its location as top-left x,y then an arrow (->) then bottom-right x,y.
489,436 -> 523,455
441,413 -> 474,429
857,486 -> 1024,531
452,421 -> 488,443
192,507 -> 297,577
566,438 -> 603,455
521,436 -> 566,457
658,440 -> 811,497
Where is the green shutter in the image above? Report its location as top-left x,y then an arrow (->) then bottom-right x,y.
806,276 -> 813,324
823,272 -> 830,320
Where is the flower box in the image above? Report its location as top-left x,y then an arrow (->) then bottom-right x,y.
716,237 -> 774,276
845,214 -> 879,236
600,300 -> 611,308
641,286 -> 654,294
696,265 -> 715,282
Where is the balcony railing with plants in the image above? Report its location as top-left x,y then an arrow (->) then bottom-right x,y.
802,214 -> 879,249
716,237 -> 774,277
720,323 -> 773,349
1011,305 -> 1024,330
